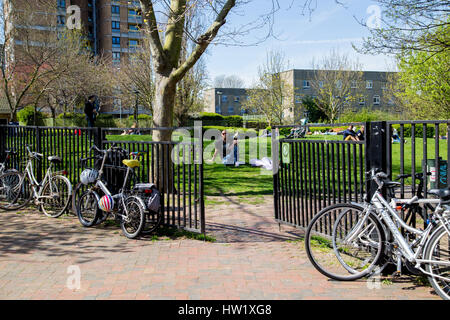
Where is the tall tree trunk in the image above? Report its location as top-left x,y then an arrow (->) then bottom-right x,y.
152,71 -> 177,194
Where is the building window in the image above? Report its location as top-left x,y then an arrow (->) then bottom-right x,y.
57,0 -> 66,8
112,52 -> 121,62
57,15 -> 66,26
215,105 -> 221,114
129,39 -> 139,47
295,95 -> 302,104
351,80 -> 357,88
381,82 -> 387,90
234,96 -> 240,103
111,5 -> 120,14
112,21 -> 120,31
112,37 -> 121,47
359,97 -> 366,105
129,24 -> 139,31
366,80 -> 373,89
336,80 -> 342,89
221,95 -> 228,103
373,95 -> 380,105
318,81 -> 324,88
228,106 -> 234,114
303,80 -> 310,89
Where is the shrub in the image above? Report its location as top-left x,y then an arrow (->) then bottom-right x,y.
338,107 -> 402,123
17,106 -> 45,126
391,123 -> 441,138
224,115 -> 243,127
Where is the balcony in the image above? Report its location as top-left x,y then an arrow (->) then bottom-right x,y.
128,15 -> 142,24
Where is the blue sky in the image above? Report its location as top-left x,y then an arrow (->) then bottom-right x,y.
205,0 -> 395,86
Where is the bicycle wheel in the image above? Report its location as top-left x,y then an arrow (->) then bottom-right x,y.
424,226 -> 450,300
77,190 -> 100,227
121,196 -> 145,239
0,171 -> 32,211
305,203 -> 383,281
332,205 -> 385,280
140,208 -> 163,235
40,175 -> 72,218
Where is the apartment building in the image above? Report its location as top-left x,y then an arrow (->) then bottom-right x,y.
203,88 -> 249,116
280,69 -> 397,120
3,0 -> 144,114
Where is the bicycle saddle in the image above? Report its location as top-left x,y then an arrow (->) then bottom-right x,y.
48,156 -> 62,163
428,187 -> 450,200
122,159 -> 140,168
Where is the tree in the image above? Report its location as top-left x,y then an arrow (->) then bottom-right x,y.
310,50 -> 364,123
138,0 -> 325,141
243,49 -> 295,126
115,36 -> 155,118
390,49 -> 450,119
213,74 -> 245,88
0,1 -> 63,121
357,0 -> 450,55
31,30 -> 114,123
301,96 -> 329,123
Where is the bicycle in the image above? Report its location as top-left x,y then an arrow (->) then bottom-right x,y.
76,144 -> 147,239
306,168 -> 450,300
73,147 -> 162,235
0,145 -> 72,218
0,149 -> 18,176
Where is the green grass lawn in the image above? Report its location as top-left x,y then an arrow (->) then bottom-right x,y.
104,133 -> 448,202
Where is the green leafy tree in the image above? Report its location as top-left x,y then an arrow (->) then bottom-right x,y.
392,48 -> 450,119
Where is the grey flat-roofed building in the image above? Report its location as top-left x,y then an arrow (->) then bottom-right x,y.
203,88 -> 249,116
281,69 -> 397,120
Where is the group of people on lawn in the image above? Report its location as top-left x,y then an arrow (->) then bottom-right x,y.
340,125 -> 365,141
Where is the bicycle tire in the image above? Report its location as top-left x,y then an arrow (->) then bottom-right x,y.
0,171 -> 33,211
77,190 -> 100,227
40,175 -> 72,218
305,203 -> 384,281
121,196 -> 145,239
332,205 -> 385,280
140,208 -> 163,235
424,226 -> 450,300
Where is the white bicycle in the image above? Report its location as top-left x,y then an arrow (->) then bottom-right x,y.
0,145 -> 72,218
306,169 -> 450,300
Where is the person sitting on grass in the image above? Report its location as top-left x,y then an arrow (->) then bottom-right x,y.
121,122 -> 140,135
355,125 -> 365,141
342,125 -> 357,141
211,130 -> 239,167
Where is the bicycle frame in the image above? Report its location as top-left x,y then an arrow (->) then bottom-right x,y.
347,189 -> 450,281
90,147 -> 136,220
21,158 -> 58,202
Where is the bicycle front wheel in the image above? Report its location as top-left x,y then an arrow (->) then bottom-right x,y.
40,175 -> 72,218
332,206 -> 385,280
305,203 -> 383,281
0,171 -> 32,211
424,226 -> 450,300
121,196 -> 145,239
77,190 -> 100,227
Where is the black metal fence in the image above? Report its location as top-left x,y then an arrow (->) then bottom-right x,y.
0,125 -> 205,234
272,120 -> 450,231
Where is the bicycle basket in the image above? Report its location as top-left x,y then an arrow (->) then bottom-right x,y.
133,183 -> 161,212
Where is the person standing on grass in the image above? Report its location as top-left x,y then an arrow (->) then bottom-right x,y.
84,95 -> 97,128
211,130 -> 239,167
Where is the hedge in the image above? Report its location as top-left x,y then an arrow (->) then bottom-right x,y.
18,106 -> 46,126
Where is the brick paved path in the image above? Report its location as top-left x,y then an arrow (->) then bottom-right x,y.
0,196 -> 439,300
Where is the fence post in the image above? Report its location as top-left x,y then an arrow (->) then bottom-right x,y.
95,127 -> 103,148
365,121 -> 387,199
272,127 -> 280,221
0,125 -> 6,159
35,126 -> 42,182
